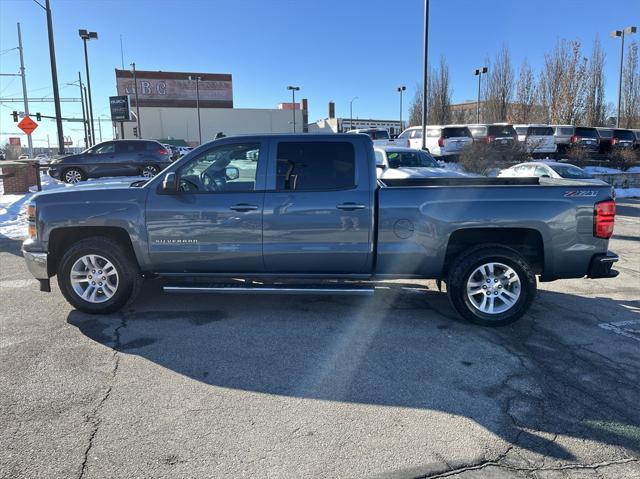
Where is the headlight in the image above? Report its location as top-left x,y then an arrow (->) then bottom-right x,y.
27,203 -> 37,238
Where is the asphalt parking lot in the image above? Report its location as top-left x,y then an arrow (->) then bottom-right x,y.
1,200 -> 639,479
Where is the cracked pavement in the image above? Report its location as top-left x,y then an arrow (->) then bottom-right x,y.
1,199 -> 639,479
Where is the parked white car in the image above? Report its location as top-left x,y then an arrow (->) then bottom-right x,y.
34,154 -> 50,164
513,124 -> 557,157
374,146 -> 469,179
397,125 -> 473,157
499,161 -> 603,183
347,128 -> 394,146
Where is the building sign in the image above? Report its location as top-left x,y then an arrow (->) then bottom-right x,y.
109,95 -> 132,121
115,69 -> 233,108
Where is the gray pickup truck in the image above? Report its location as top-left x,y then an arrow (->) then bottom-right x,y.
22,134 -> 619,326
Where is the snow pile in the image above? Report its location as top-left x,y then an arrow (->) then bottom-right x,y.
626,166 -> 640,174
616,188 -> 640,199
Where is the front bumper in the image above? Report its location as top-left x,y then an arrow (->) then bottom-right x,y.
587,251 -> 619,279
22,250 -> 51,291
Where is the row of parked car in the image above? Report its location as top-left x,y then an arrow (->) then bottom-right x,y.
351,124 -> 640,159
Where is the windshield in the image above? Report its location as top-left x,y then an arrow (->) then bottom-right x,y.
386,150 -> 439,168
549,164 -> 592,179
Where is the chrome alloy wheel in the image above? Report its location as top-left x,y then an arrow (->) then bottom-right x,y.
141,165 -> 159,178
64,169 -> 83,183
70,254 -> 119,303
466,262 -> 521,315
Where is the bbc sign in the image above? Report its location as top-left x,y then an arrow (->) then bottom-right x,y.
109,95 -> 132,121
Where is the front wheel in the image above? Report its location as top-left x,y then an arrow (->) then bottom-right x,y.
57,237 -> 142,314
447,247 -> 536,326
62,167 -> 86,184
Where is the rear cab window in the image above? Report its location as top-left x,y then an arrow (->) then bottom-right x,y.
276,141 -> 356,191
528,126 -> 554,136
613,130 -> 635,141
487,125 -> 516,137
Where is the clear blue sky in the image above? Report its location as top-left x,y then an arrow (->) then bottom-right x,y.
0,0 -> 637,148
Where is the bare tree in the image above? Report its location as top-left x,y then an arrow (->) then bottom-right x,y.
539,40 -> 588,124
427,56 -> 452,124
621,40 -> 640,129
511,58 -> 538,124
408,82 -> 423,127
484,45 -> 515,123
584,36 -> 607,126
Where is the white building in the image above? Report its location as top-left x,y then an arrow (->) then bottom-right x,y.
309,115 -> 404,136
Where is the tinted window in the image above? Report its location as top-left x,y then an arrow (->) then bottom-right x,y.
92,142 -> 115,154
574,127 -> 598,138
597,129 -> 613,138
371,130 -> 389,140
386,150 -> 438,168
426,129 -> 441,138
613,130 -> 634,140
276,141 -> 355,191
442,127 -> 471,138
557,127 -> 574,135
469,126 -> 487,137
488,125 -> 516,137
178,143 -> 260,192
548,164 -> 592,179
528,127 -> 554,136
410,129 -> 423,139
117,141 -> 146,153
515,127 -> 527,135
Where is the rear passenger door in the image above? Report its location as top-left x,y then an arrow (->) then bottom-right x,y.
115,141 -> 146,176
262,139 -> 374,274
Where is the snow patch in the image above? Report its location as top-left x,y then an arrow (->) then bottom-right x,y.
584,166 -> 624,174
615,188 -> 640,199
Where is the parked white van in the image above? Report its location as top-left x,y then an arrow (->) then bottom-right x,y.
397,125 -> 473,157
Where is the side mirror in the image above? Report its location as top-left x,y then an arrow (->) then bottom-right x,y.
375,163 -> 386,170
225,166 -> 240,180
162,172 -> 178,193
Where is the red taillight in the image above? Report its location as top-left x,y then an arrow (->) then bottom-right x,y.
610,138 -> 617,146
594,200 -> 615,239
570,135 -> 578,143
158,148 -> 168,155
485,135 -> 495,144
438,137 -> 445,147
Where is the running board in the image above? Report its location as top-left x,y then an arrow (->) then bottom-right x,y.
163,283 -> 374,296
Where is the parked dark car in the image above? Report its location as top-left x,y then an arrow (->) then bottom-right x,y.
611,129 -> 636,150
468,124 -> 518,149
569,126 -> 600,152
48,140 -> 171,184
596,128 -> 614,154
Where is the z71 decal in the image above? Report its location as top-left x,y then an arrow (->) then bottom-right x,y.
564,190 -> 598,198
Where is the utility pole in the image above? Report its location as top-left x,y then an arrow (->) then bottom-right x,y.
17,23 -> 33,158
287,85 -> 300,133
188,75 -> 202,143
79,29 -> 98,145
77,72 -> 88,148
83,85 -> 90,143
421,0 -> 429,150
349,96 -> 358,130
397,86 -> 406,135
131,62 -> 141,137
44,0 -> 65,155
474,67 -> 488,123
98,117 -> 103,142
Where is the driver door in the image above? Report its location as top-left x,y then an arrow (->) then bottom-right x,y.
145,141 -> 267,273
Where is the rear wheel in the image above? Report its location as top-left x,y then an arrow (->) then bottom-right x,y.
57,237 -> 142,314
141,165 -> 160,178
62,167 -> 86,184
447,246 -> 536,326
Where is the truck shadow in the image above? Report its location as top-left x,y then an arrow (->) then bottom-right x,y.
67,281 -> 640,462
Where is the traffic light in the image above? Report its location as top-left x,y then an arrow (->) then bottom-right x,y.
36,112 -> 41,121
133,126 -> 138,138
12,111 -> 18,122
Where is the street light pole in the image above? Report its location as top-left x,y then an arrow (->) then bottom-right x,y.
397,86 -> 406,134
421,0 -> 429,150
131,62 -> 141,138
78,29 -> 97,146
44,0 -> 65,155
287,86 -> 300,133
612,26 -> 637,128
76,72 -> 88,148
349,96 -> 358,130
189,75 -> 202,144
16,23 -> 34,158
474,67 -> 488,123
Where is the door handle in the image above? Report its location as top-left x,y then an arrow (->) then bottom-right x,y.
336,203 -> 366,211
230,204 -> 259,212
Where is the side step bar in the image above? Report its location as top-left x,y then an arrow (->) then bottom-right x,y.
163,283 -> 374,296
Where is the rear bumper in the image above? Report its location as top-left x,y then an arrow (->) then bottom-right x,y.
587,251 -> 619,279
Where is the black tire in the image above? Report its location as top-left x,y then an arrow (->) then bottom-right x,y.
140,165 -> 160,178
57,236 -> 142,314
447,246 -> 537,327
61,167 -> 86,184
